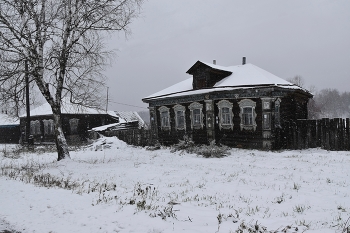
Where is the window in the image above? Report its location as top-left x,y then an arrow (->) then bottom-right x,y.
262,113 -> 271,130
222,107 -> 231,124
158,106 -> 170,130
188,102 -> 204,129
30,120 -> 41,135
43,119 -> 54,135
275,98 -> 281,128
238,99 -> 257,131
242,107 -> 254,125
173,104 -> 186,130
216,100 -> 233,130
69,118 -> 79,134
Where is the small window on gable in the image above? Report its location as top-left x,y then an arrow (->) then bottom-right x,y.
238,99 -> 257,131
188,102 -> 204,129
43,119 -> 54,135
69,118 -> 79,134
216,100 -> 234,130
173,104 -> 186,130
158,106 -> 170,131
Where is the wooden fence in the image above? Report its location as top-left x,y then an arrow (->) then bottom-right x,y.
275,118 -> 350,151
103,128 -> 151,147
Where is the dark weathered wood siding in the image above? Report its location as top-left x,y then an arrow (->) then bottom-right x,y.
20,114 -> 117,144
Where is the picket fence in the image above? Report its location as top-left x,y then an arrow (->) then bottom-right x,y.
275,118 -> 350,151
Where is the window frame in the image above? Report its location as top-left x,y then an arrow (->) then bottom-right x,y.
43,119 -> 54,135
158,106 -> 170,131
188,102 -> 204,129
274,98 -> 282,128
30,120 -> 41,135
238,99 -> 257,131
69,118 -> 80,134
173,104 -> 186,131
216,100 -> 234,130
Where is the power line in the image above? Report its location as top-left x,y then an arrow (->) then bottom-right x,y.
108,100 -> 148,109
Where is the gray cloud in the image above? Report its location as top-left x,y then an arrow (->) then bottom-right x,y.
104,0 -> 350,111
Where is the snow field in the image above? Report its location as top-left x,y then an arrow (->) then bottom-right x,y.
0,137 -> 350,233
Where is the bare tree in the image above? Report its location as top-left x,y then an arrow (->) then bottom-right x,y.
0,0 -> 143,160
287,75 -> 304,88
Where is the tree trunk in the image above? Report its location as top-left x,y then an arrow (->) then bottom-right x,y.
52,109 -> 70,161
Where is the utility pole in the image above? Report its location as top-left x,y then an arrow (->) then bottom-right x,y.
106,87 -> 109,112
25,60 -> 30,142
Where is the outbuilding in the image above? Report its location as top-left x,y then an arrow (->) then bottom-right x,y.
19,99 -> 119,144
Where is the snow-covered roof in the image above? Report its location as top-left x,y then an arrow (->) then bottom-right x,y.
0,113 -> 19,126
144,61 -> 307,101
114,111 -> 148,129
20,99 -> 118,118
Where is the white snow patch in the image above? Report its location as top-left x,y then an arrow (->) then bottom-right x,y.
0,140 -> 350,233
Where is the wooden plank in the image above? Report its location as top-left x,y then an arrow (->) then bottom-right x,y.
347,118 -> 350,150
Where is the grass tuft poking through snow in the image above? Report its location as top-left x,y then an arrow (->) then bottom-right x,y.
1,137 -> 350,233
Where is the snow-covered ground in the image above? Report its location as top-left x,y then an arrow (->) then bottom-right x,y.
0,138 -> 349,233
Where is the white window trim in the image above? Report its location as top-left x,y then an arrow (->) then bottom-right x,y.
238,99 -> 257,131
216,100 -> 234,130
173,104 -> 186,131
158,106 -> 170,131
188,102 -> 204,129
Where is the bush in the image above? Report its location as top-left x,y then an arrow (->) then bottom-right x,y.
171,136 -> 230,158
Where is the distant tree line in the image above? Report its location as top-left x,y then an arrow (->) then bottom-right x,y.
287,76 -> 350,119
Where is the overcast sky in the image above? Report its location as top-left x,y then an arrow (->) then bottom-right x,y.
104,0 -> 350,111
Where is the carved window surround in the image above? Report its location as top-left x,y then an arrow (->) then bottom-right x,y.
158,106 -> 170,131
216,100 -> 234,130
173,104 -> 186,131
188,102 -> 204,130
238,99 -> 257,131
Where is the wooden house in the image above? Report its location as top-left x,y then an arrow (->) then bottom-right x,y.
0,113 -> 20,143
142,58 -> 312,149
19,100 -> 119,144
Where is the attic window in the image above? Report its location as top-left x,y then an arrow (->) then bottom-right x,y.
216,100 -> 234,130
173,104 -> 186,130
158,106 -> 170,131
188,102 -> 204,129
238,99 -> 257,131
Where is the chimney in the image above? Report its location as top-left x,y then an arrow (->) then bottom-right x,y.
242,57 -> 246,65
213,60 -> 216,65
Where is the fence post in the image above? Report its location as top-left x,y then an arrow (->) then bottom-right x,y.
346,118 -> 350,151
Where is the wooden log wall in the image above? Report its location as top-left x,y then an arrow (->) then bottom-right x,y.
104,128 -> 151,147
276,118 -> 350,151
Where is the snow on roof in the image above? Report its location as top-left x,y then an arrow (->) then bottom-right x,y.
144,78 -> 193,99
20,99 -> 118,118
114,111 -> 147,129
0,113 -> 19,126
144,61 -> 304,101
